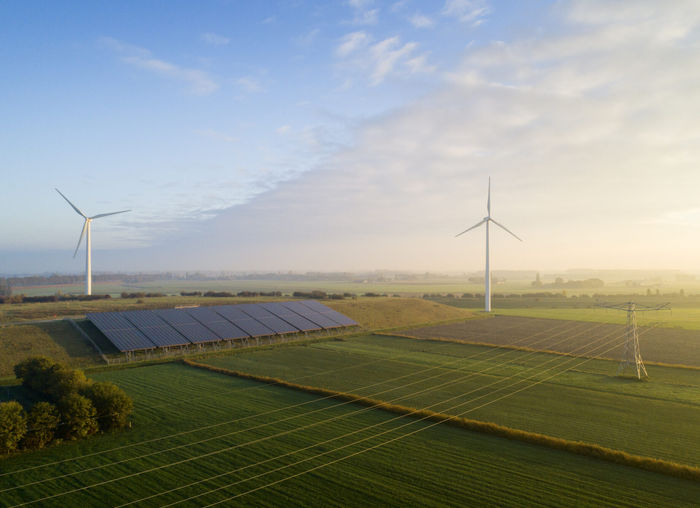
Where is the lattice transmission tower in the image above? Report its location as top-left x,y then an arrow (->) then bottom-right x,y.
599,302 -> 670,380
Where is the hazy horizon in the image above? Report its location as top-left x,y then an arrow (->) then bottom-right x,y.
3,1 -> 700,274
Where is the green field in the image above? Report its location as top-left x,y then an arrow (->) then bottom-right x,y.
199,334 -> 700,467
1,362 -> 699,507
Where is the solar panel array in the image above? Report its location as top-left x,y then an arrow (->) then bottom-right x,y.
86,300 -> 358,352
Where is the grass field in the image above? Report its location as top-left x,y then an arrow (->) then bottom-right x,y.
1,362 -> 699,507
0,298 -> 473,379
199,334 -> 700,468
402,315 -> 700,367
0,321 -> 103,378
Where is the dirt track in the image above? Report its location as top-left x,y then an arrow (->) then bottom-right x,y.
403,315 -> 700,367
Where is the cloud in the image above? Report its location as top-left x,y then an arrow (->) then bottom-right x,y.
100,37 -> 219,95
442,0 -> 490,25
409,13 -> 435,28
346,0 -> 379,25
295,28 -> 320,46
151,0 -> 700,272
201,32 -> 230,46
336,34 -> 433,85
336,31 -> 370,57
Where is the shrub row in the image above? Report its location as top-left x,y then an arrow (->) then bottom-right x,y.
0,357 -> 133,455
0,294 -> 111,304
183,359 -> 700,482
120,292 -> 165,299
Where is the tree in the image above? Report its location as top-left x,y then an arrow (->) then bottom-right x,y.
44,366 -> 89,401
22,402 -> 59,449
0,401 -> 27,454
13,357 -> 57,393
84,382 -> 134,431
58,394 -> 98,440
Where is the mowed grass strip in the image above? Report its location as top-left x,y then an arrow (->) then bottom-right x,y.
1,363 -> 699,507
403,315 -> 700,367
200,334 -> 700,467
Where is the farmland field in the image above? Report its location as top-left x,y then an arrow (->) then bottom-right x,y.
199,334 -> 700,467
0,321 -> 104,377
1,363 -> 699,507
402,315 -> 700,367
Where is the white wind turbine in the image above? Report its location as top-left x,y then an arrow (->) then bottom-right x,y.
456,178 -> 522,312
56,189 -> 130,295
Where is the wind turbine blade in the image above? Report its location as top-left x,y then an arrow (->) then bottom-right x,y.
90,210 -> 131,219
489,218 -> 523,241
455,218 -> 487,237
73,220 -> 88,258
487,176 -> 491,216
55,188 -> 87,218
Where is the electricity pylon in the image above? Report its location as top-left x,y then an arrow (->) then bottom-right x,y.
599,302 -> 669,380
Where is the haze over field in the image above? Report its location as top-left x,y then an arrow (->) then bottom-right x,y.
2,1 -> 700,274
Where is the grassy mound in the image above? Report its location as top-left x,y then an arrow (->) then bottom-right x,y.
0,321 -> 103,378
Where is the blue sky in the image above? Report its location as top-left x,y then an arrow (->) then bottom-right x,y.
2,1 -> 700,274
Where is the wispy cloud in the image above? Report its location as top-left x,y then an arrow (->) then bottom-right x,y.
336,31 -> 370,57
442,0 -> 490,26
100,37 -> 219,95
409,13 -> 435,28
295,28 -> 320,46
336,33 -> 434,85
201,32 -> 230,46
346,0 -> 379,25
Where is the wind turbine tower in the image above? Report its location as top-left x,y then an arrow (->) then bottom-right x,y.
56,189 -> 130,295
456,178 -> 522,312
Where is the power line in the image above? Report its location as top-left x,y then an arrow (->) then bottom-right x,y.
196,323 -> 664,508
7,319 -> 609,504
4,318 -> 592,498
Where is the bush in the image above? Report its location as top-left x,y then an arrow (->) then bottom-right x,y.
22,402 -> 59,449
180,291 -> 202,297
14,356 -> 57,393
0,401 -> 27,454
45,367 -> 89,401
84,382 -> 134,431
58,394 -> 98,440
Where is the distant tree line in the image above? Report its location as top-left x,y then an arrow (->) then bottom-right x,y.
120,292 -> 166,299
0,293 -> 111,304
0,357 -> 133,455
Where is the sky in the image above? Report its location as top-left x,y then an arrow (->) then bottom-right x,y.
2,0 -> 700,275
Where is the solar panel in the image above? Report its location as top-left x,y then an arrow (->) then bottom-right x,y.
121,310 -> 190,347
259,302 -> 322,332
236,303 -> 299,334
87,312 -> 156,352
185,307 -> 249,340
298,300 -> 359,327
214,306 -> 275,337
154,308 -> 221,343
279,301 -> 342,329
